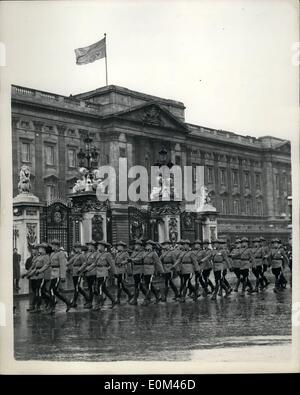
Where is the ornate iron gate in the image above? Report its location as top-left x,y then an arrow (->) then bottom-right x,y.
40,199 -> 73,253
128,206 -> 150,243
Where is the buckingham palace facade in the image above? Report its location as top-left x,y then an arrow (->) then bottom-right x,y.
12,84 -> 292,249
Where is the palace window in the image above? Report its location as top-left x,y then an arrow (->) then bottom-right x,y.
233,199 -> 239,214
221,199 -> 227,214
46,184 -> 56,202
255,173 -> 261,189
244,171 -> 250,187
219,168 -> 226,185
282,176 -> 287,192
207,166 -> 213,183
232,169 -> 239,186
175,155 -> 181,165
275,174 -> 280,190
287,174 -> 292,195
21,142 -> 30,163
245,199 -> 252,215
119,147 -> 126,158
68,148 -> 76,168
45,145 -> 55,166
256,199 -> 263,216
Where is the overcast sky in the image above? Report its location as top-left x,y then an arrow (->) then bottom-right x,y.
0,0 -> 298,139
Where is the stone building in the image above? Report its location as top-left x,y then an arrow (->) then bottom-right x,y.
12,84 -> 292,250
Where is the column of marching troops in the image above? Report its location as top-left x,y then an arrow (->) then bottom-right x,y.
22,235 -> 292,315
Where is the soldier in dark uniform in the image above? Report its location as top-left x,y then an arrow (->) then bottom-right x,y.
268,238 -> 289,293
237,237 -> 255,295
23,244 -> 39,311
37,239 -> 71,314
142,240 -> 164,306
77,240 -> 98,309
128,239 -> 147,305
201,239 -> 231,300
201,240 -> 215,294
160,240 -> 179,302
114,241 -> 133,304
229,238 -> 242,292
85,240 -> 117,309
260,236 -> 270,287
24,243 -> 50,313
192,240 -> 208,299
172,240 -> 199,303
251,238 -> 265,292
66,242 -> 89,308
220,239 -> 232,295
286,235 -> 292,286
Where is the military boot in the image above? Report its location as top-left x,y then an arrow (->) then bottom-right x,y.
130,288 -> 139,305
92,295 -> 101,311
234,278 -> 241,292
162,287 -> 168,302
116,289 -> 122,304
253,279 -> 259,293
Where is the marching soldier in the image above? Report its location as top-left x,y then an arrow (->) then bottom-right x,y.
286,235 -> 292,286
160,240 -> 179,302
66,242 -> 89,308
192,240 -> 208,299
251,238 -> 265,292
220,239 -> 232,295
114,241 -> 133,304
268,238 -> 289,293
23,244 -> 39,311
24,243 -> 51,313
260,236 -> 270,287
128,239 -> 147,305
201,239 -> 231,300
229,239 -> 242,292
172,240 -> 199,303
85,240 -> 117,310
37,239 -> 71,314
77,240 -> 98,309
238,237 -> 255,295
142,240 -> 164,306
201,240 -> 215,294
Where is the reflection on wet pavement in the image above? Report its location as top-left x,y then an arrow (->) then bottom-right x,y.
14,288 -> 291,361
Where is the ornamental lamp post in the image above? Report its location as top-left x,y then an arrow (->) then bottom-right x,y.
76,135 -> 100,188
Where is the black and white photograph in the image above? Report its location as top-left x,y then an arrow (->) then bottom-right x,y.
0,0 -> 299,375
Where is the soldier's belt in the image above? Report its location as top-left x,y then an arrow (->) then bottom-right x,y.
51,264 -> 60,268
272,259 -> 282,263
182,261 -> 193,264
133,262 -> 144,266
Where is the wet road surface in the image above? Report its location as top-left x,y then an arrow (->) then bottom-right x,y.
14,285 -> 292,362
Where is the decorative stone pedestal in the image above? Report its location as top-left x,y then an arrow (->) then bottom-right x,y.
149,201 -> 181,243
69,192 -> 110,244
13,193 -> 42,267
197,202 -> 218,243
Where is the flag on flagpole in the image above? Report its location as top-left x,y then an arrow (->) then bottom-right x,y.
75,37 -> 106,65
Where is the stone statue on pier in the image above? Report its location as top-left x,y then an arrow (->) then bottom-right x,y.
18,165 -> 31,193
195,185 -> 215,213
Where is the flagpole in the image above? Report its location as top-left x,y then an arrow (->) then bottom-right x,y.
104,33 -> 108,86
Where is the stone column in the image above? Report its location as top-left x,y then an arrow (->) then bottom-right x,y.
13,193 -> 41,268
263,159 -> 276,219
69,192 -> 109,244
201,214 -> 218,242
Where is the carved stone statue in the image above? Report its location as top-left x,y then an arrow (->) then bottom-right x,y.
195,185 -> 216,213
168,217 -> 178,243
18,165 -> 31,193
